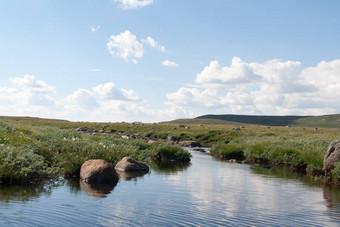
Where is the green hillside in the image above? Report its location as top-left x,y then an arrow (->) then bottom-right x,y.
294,114 -> 340,128
195,114 -> 309,126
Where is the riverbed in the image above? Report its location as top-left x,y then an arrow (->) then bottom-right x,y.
1,149 -> 340,226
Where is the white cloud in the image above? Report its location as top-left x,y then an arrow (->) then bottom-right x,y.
162,60 -> 178,67
195,57 -> 260,87
114,0 -> 154,10
142,36 -> 166,52
10,75 -> 55,93
91,25 -> 100,33
107,30 -> 144,63
166,57 -> 340,117
0,75 -> 166,122
65,89 -> 99,110
93,82 -> 139,101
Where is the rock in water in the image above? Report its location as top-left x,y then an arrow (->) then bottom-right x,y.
115,157 -> 149,172
178,140 -> 202,147
323,140 -> 340,175
80,159 -> 118,183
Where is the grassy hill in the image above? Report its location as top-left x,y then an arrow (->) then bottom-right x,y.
165,114 -> 340,128
195,114 -> 309,126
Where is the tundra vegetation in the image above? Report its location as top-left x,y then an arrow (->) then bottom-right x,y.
0,116 -> 339,185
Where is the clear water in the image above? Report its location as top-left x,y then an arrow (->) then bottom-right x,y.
1,149 -> 340,226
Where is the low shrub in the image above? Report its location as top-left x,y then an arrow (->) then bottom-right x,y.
149,144 -> 191,162
0,146 -> 60,184
210,144 -> 245,160
243,142 -> 271,162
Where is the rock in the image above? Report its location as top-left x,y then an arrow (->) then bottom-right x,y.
192,148 -> 206,152
323,140 -> 340,174
167,135 -> 177,142
229,159 -> 237,163
178,124 -> 185,128
148,139 -> 157,144
80,159 -> 118,184
115,157 -> 149,172
179,140 -> 201,147
242,160 -> 250,164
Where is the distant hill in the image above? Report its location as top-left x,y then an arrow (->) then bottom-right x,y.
195,114 -> 309,126
164,114 -> 340,128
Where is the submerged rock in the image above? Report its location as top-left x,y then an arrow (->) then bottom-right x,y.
115,157 -> 149,172
323,140 -> 340,175
80,159 -> 118,184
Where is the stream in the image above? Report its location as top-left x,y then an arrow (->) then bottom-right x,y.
0,148 -> 340,226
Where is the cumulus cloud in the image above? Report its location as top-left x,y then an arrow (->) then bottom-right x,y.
93,82 -> 139,101
195,57 -> 260,87
142,36 -> 166,52
166,57 -> 340,117
114,0 -> 154,10
107,30 -> 144,63
10,75 -> 55,93
162,60 -> 178,67
0,75 -> 169,122
107,31 -> 166,63
65,89 -> 99,110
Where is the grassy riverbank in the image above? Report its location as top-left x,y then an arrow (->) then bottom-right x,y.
0,121 -> 191,184
0,116 -> 340,184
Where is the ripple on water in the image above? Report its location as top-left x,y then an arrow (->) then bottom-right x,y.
1,150 -> 340,226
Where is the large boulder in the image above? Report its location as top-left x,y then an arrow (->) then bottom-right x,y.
323,140 -> 340,175
115,157 -> 149,172
80,159 -> 118,183
179,140 -> 201,147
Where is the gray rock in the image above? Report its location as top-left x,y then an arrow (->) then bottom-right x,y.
80,159 -> 118,184
323,140 -> 340,175
115,157 -> 149,172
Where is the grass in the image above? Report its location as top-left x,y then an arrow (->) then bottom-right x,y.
0,121 -> 191,184
0,116 -> 340,184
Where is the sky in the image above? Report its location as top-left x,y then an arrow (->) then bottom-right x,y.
1,0 -> 340,122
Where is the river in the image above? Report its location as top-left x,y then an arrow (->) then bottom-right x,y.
0,148 -> 340,226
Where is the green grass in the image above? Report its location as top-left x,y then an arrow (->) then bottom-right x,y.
0,115 -> 340,184
210,144 -> 245,160
0,121 -> 191,184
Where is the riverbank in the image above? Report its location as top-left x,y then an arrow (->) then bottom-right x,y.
0,122 -> 191,184
0,116 -> 339,185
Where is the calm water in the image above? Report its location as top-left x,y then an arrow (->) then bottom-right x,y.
1,149 -> 340,226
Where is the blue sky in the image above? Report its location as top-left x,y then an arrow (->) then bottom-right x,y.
1,0 -> 340,122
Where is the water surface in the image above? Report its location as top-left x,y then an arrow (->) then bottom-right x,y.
1,149 -> 340,226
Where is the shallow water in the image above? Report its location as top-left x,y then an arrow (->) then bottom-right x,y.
1,149 -> 340,226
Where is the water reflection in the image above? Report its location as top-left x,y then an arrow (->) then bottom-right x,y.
116,170 -> 149,181
148,161 -> 191,174
323,184 -> 340,222
66,179 -> 117,198
0,179 -> 64,204
250,164 -> 316,185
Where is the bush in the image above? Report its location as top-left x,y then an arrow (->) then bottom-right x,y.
331,162 -> 340,180
244,142 -> 270,162
0,146 -> 60,184
210,144 -> 245,160
149,144 -> 191,162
